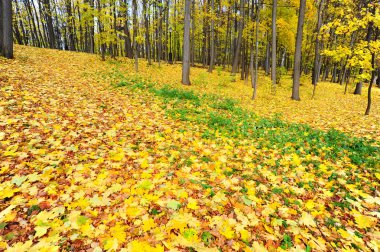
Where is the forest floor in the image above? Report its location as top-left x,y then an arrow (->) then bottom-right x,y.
0,45 -> 379,251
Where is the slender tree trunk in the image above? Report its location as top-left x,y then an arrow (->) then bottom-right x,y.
66,0 -> 76,51
208,0 -> 215,72
2,0 -> 13,59
133,0 -> 139,72
42,0 -> 56,49
312,0 -> 324,86
158,0 -> 163,66
265,33 -> 270,75
231,0 -> 244,74
292,0 -> 306,101
271,0 -> 277,92
365,27 -> 378,115
123,0 -> 133,58
182,0 -> 191,85
253,1 -> 260,100
142,0 -> 152,65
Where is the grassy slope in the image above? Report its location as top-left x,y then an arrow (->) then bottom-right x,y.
0,46 -> 379,251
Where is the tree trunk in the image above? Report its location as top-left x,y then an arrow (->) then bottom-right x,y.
291,0 -> 306,101
271,0 -> 277,92
142,0 -> 152,65
208,0 -> 215,73
2,0 -> 13,59
66,0 -> 76,51
182,0 -> 191,85
365,27 -> 378,115
42,0 -> 56,49
312,0 -> 324,86
0,0 -> 3,54
231,0 -> 244,74
133,0 -> 139,72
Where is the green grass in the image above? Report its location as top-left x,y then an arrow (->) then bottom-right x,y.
112,76 -> 380,169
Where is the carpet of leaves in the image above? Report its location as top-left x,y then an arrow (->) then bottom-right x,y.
0,46 -> 379,251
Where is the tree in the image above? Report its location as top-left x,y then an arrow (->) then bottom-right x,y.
271,0 -> 277,93
2,0 -> 13,59
42,0 -> 56,49
208,0 -> 215,73
365,24 -> 379,115
182,0 -> 191,85
291,0 -> 306,101
133,0 -> 139,72
231,0 -> 244,75
143,0 -> 152,65
312,0 -> 324,88
0,0 -> 3,55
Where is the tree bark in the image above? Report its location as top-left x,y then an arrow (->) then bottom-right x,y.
208,0 -> 215,73
365,27 -> 378,115
271,0 -> 277,92
312,0 -> 324,86
231,0 -> 244,74
42,0 -> 56,49
0,0 -> 3,54
133,0 -> 139,72
292,0 -> 306,101
142,0 -> 152,65
2,0 -> 13,59
182,0 -> 191,85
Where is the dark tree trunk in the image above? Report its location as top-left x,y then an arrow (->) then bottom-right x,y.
271,0 -> 277,91
66,0 -> 76,51
312,0 -> 324,86
265,33 -> 270,75
2,0 -> 13,59
292,0 -> 306,101
42,0 -> 56,49
231,0 -> 244,74
365,27 -> 378,115
0,0 -> 3,54
182,0 -> 191,85
208,0 -> 215,72
123,0 -> 133,58
133,0 -> 139,71
142,0 -> 152,65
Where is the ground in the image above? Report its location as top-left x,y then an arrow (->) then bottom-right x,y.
0,46 -> 379,251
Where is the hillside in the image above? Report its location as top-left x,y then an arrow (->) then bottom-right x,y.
0,46 -> 379,251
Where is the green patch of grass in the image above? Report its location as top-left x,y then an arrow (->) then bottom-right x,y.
112,75 -> 380,169
210,98 -> 237,111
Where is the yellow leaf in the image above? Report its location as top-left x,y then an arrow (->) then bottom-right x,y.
187,198 -> 199,210
142,218 -> 157,232
354,214 -> 377,229
305,200 -> 315,210
35,226 -> 49,237
299,212 -> 316,227
110,223 -> 126,243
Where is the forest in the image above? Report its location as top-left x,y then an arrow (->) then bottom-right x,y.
0,0 -> 379,251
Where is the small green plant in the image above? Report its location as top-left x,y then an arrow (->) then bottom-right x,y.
280,234 -> 293,249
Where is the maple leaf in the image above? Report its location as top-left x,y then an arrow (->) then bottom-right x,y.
34,226 -> 50,238
299,212 -> 317,227
167,200 -> 181,210
354,214 -> 377,229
